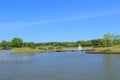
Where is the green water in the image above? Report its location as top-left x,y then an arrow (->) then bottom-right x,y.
0,51 -> 120,80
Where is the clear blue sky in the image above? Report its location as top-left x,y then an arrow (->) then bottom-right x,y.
0,0 -> 120,42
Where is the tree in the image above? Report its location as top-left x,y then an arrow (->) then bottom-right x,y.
48,45 -> 54,49
112,34 -> 120,45
77,40 -> 92,47
102,33 -> 113,47
26,42 -> 35,48
91,39 -> 102,47
0,40 -> 10,49
11,38 -> 23,48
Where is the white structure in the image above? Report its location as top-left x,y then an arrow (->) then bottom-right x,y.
77,45 -> 83,51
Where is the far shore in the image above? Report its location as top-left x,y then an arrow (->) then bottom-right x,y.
0,47 -> 78,53
84,45 -> 120,54
0,45 -> 120,54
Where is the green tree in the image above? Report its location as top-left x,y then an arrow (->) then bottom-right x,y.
91,39 -> 103,47
112,34 -> 120,45
102,33 -> 113,47
11,38 -> 23,48
38,45 -> 44,49
0,40 -> 10,49
48,45 -> 54,49
26,42 -> 35,48
77,40 -> 92,47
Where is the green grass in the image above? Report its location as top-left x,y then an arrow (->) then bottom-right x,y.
3,45 -> 120,54
11,47 -> 46,53
10,47 -> 78,53
85,45 -> 120,54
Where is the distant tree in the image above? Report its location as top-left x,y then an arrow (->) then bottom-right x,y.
102,33 -> 113,47
91,39 -> 103,47
85,40 -> 92,46
0,40 -> 10,49
112,34 -> 120,45
48,45 -> 54,49
26,42 -> 35,48
11,38 -> 23,48
77,40 -> 92,47
23,42 -> 27,47
38,45 -> 44,49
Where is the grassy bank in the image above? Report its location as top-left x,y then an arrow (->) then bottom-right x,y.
10,47 -> 77,53
1,45 -> 120,54
11,48 -> 50,53
85,45 -> 120,54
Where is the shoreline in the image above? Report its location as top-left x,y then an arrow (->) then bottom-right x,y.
85,51 -> 120,54
0,46 -> 120,54
84,45 -> 120,54
0,47 -> 78,54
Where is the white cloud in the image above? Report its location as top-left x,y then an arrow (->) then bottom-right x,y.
0,8 -> 120,28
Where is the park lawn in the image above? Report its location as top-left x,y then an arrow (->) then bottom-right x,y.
85,45 -> 120,54
11,47 -> 77,53
11,47 -> 46,53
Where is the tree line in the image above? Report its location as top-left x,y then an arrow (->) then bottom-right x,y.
0,33 -> 120,49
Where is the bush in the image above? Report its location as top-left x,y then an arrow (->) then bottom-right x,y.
26,42 -> 35,48
48,45 -> 54,49
56,46 -> 63,49
38,46 -> 44,49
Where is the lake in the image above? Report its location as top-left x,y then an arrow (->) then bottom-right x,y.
0,51 -> 120,80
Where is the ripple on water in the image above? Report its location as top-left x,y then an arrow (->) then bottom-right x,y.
0,52 -> 120,80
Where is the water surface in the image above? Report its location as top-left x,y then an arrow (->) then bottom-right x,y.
0,51 -> 120,80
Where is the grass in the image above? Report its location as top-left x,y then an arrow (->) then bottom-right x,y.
1,45 -> 120,54
11,47 -> 46,53
11,47 -> 78,53
85,45 -> 120,54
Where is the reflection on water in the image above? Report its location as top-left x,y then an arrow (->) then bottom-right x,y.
0,51 -> 35,63
103,54 -> 120,80
0,51 -> 120,80
103,55 -> 115,80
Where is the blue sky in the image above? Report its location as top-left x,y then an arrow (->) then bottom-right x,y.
0,0 -> 120,42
